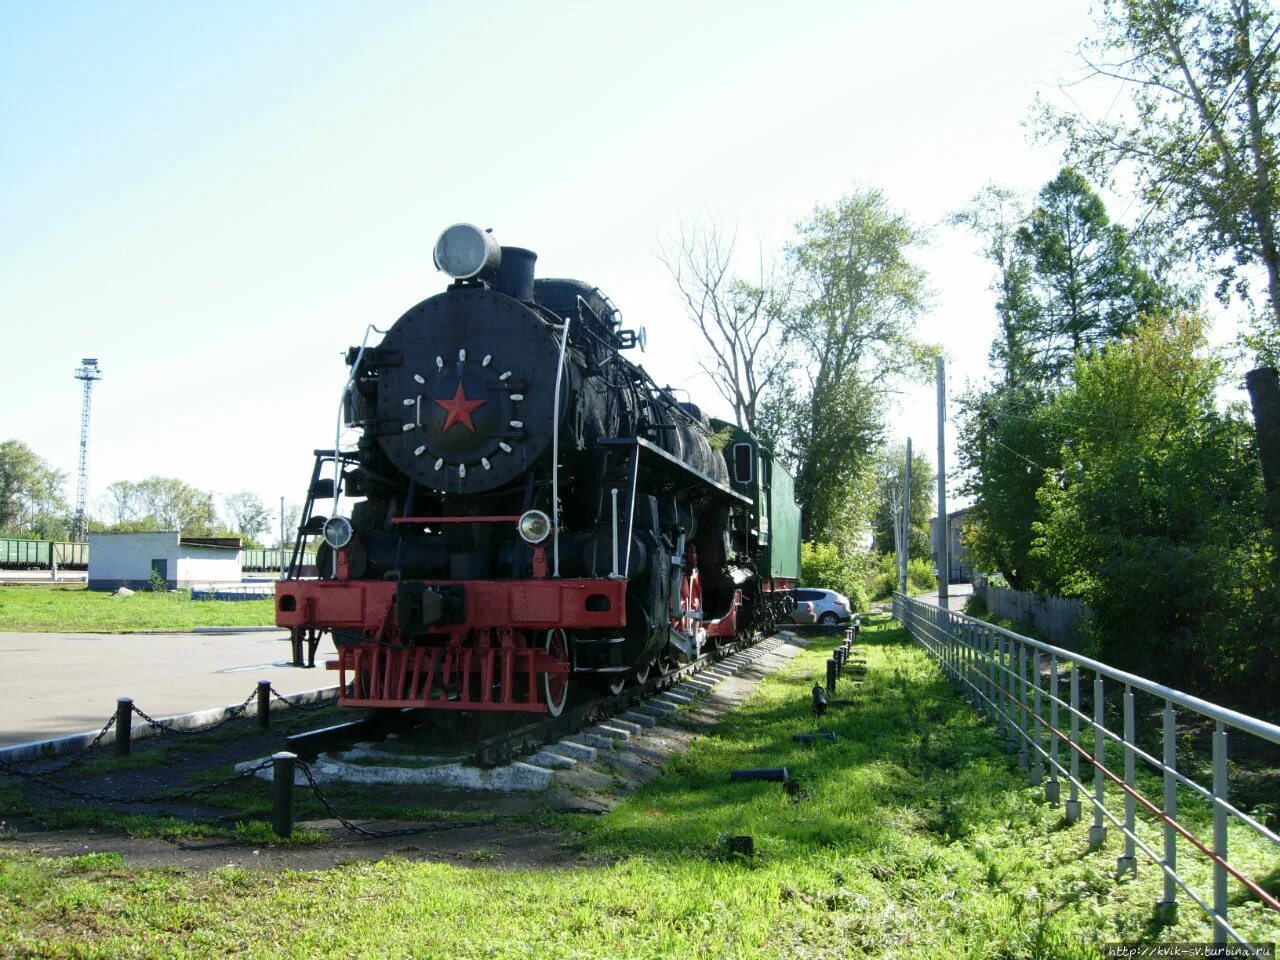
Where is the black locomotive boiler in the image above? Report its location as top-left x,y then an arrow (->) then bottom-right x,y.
276,224 -> 799,715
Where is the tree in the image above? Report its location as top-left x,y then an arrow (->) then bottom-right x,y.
955,385 -> 1064,590
0,440 -> 68,538
870,443 -> 934,560
660,222 -> 794,433
99,477 -> 218,535
1042,0 -> 1280,324
1031,313 -> 1275,700
950,170 -> 1178,587
776,190 -> 936,542
223,491 -> 271,545
1016,168 -> 1173,382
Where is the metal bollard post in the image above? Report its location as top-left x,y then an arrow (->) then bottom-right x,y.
272,751 -> 297,838
1046,655 -> 1060,806
257,680 -> 272,730
1212,723 -> 1229,944
1030,649 -> 1044,786
1066,667 -> 1081,824
1089,675 -> 1108,850
1156,700 -> 1178,924
115,697 -> 133,756
1017,643 -> 1029,770
1117,685 -> 1137,877
826,658 -> 837,696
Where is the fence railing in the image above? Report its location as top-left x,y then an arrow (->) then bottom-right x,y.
893,594 -> 1280,950
984,583 -> 1091,649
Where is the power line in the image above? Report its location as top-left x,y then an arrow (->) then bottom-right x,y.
987,434 -> 1046,472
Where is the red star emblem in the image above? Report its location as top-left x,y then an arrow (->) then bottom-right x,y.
434,381 -> 486,432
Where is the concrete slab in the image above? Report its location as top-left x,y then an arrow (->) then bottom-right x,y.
554,739 -> 598,761
636,701 -> 677,717
604,718 -> 643,735
657,691 -> 695,704
586,724 -> 631,741
527,750 -> 576,770
0,628 -> 332,747
240,756 -> 556,792
575,731 -> 621,749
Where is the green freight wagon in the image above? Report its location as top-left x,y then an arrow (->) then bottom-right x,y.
712,419 -> 802,623
0,539 -> 52,568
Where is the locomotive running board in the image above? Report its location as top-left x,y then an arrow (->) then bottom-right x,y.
597,437 -> 752,506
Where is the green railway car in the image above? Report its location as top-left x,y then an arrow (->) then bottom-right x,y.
0,539 -> 52,568
712,419 -> 802,622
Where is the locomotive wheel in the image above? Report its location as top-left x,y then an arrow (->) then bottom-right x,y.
606,658 -> 653,695
543,628 -> 570,717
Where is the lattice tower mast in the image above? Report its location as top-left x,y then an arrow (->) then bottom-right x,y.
71,358 -> 102,542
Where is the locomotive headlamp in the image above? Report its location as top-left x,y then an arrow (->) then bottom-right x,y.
517,509 -> 552,545
322,516 -> 354,550
433,223 -> 502,280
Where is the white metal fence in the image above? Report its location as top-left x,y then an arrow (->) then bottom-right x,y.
984,583 -> 1092,649
894,593 -> 1280,950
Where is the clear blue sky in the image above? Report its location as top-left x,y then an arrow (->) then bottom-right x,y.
3,0 -> 1139,530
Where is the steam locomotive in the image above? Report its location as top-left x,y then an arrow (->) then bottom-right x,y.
275,225 -> 800,715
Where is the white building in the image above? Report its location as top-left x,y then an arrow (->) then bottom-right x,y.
930,507 -> 973,585
87,532 -> 242,590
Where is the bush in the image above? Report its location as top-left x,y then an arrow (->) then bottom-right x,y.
962,591 -> 988,618
800,542 -> 870,612
867,553 -> 937,599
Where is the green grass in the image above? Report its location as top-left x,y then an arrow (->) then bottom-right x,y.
0,585 -> 275,632
1,618 -> 1276,958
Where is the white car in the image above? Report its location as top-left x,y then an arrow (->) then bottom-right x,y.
791,588 -> 852,626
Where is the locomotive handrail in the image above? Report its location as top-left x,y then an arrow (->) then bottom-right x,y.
553,308 -> 573,577
333,324 -> 387,523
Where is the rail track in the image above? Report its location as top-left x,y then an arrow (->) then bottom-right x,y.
284,626 -> 802,775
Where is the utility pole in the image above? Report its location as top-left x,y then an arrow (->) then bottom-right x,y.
936,356 -> 949,605
71,359 -> 102,542
890,485 -> 902,594
901,438 -> 912,596
279,496 -> 286,580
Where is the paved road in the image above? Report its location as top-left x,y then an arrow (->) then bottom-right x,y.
911,582 -> 974,612
0,630 -> 335,747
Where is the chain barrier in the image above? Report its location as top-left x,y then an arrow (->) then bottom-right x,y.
0,756 -> 272,805
1,682 -> 343,781
131,691 -> 257,736
269,686 -> 341,712
295,760 -> 495,838
0,714 -> 118,776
